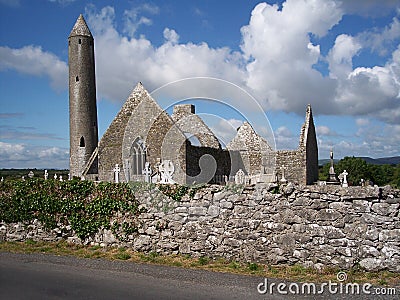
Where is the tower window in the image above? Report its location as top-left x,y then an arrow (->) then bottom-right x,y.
80,136 -> 85,147
78,39 -> 82,44
75,76 -> 79,82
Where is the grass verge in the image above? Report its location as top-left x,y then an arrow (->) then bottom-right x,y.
1,240 -> 399,287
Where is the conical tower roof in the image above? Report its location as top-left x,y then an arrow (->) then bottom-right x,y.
69,14 -> 92,38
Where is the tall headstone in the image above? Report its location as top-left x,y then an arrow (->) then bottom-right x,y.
113,164 -> 121,183
142,162 -> 152,183
44,170 -> 48,180
341,170 -> 349,187
69,14 -> 98,178
280,165 -> 288,184
327,148 -> 339,184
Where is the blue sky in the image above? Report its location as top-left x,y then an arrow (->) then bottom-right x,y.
0,0 -> 399,169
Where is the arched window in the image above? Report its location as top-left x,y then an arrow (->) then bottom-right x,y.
78,38 -> 82,44
75,76 -> 79,82
80,136 -> 85,147
128,137 -> 146,180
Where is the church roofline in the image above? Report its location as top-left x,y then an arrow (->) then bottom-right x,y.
69,14 -> 93,38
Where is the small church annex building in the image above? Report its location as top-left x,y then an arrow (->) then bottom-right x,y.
68,15 -> 319,185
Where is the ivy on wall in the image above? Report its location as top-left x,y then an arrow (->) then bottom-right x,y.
0,179 -> 141,240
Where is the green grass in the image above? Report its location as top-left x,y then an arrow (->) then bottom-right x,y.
1,240 -> 399,287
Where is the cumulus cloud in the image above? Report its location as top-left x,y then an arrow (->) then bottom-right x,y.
316,125 -> 337,136
122,3 -> 159,38
0,45 -> 67,89
240,0 -> 342,114
0,142 -> 68,169
1,0 -> 400,158
85,5 -> 245,103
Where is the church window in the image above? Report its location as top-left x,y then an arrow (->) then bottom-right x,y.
75,76 -> 79,82
78,38 -> 81,44
128,137 -> 146,180
80,136 -> 85,147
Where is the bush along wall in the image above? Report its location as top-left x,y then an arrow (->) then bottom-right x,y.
1,180 -> 399,272
0,178 -> 142,242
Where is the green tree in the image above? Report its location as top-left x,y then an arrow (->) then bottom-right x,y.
335,156 -> 370,186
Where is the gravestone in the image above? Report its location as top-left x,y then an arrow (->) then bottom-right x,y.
235,169 -> 245,184
54,174 -> 58,180
142,162 -> 152,183
28,171 -> 34,178
113,164 -> 121,183
44,170 -> 48,180
341,170 -> 348,187
280,165 -> 288,184
159,160 -> 175,184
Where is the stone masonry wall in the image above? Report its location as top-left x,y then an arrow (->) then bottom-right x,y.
1,184 -> 399,272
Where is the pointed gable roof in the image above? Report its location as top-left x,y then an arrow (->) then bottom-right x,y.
69,14 -> 92,38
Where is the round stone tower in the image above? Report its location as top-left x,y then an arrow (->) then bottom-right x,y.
68,14 -> 98,177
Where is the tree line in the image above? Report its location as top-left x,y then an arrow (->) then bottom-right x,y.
319,156 -> 400,188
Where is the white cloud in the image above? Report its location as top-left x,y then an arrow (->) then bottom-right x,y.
122,3 -> 159,38
327,34 -> 362,79
358,17 -> 400,56
316,125 -> 337,136
0,45 -> 67,90
240,0 -> 342,114
85,5 -> 245,103
0,142 -> 68,169
163,28 -> 179,44
209,118 -> 243,147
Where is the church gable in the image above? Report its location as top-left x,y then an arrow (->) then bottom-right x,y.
121,87 -> 187,183
98,82 -> 160,181
171,104 -> 221,149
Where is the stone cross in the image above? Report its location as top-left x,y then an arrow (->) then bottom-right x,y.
59,175 -> 63,182
54,173 -> 58,180
159,160 -> 175,184
280,165 -> 288,183
68,173 -> 71,180
142,162 -> 152,183
235,169 -> 245,185
341,170 -> 348,187
44,170 -> 48,180
113,163 -> 121,183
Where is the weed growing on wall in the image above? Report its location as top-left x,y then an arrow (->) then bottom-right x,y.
0,178 -> 141,240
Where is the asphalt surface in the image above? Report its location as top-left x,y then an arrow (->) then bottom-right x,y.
0,252 -> 398,300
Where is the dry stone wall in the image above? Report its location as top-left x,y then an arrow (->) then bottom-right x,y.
1,184 -> 399,272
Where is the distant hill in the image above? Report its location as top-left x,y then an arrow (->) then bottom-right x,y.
319,156 -> 400,166
357,156 -> 400,165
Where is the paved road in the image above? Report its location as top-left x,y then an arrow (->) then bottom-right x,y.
0,252 -> 398,300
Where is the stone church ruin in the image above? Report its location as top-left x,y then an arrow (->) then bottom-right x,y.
69,15 -> 318,185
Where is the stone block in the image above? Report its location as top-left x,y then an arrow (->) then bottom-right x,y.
188,207 -> 207,216
207,205 -> 220,218
379,229 -> 400,242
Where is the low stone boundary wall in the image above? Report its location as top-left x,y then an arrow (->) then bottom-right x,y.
1,183 -> 399,272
